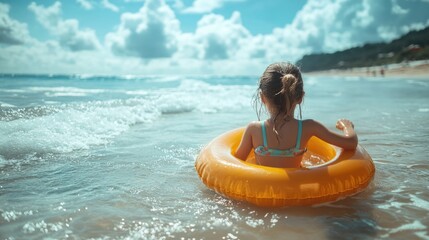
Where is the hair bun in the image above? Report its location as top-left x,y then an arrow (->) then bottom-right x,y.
282,73 -> 296,83
281,74 -> 297,93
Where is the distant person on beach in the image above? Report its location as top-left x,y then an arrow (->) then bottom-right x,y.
234,62 -> 358,168
380,68 -> 385,77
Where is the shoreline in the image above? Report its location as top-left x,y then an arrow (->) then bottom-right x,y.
304,60 -> 429,79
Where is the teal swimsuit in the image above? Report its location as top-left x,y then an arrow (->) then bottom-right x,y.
254,120 -> 306,157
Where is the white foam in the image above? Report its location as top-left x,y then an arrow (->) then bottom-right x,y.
125,90 -> 149,96
145,76 -> 182,83
0,155 -> 6,167
0,99 -> 160,158
45,92 -> 88,97
381,220 -> 426,238
377,198 -> 408,210
177,79 -> 254,113
245,218 -> 264,228
1,210 -> 34,222
0,89 -> 27,93
407,80 -> 429,87
120,218 -> 189,239
391,186 -> 405,193
126,79 -> 253,114
26,87 -> 106,97
27,87 -> 105,93
156,93 -> 195,114
409,194 -> 429,211
415,231 -> 429,239
0,102 -> 16,107
1,211 -> 19,222
23,220 -> 64,233
418,108 -> 429,112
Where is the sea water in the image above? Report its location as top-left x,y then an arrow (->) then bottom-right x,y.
0,74 -> 428,239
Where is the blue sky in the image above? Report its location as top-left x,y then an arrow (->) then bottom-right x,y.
0,0 -> 428,75
7,0 -> 305,38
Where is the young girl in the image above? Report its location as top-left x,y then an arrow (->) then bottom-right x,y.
235,62 -> 358,168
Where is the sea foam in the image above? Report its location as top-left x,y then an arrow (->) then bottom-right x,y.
0,98 -> 159,159
0,79 -> 253,159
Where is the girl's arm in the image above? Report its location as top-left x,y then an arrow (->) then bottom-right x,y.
235,123 -> 255,160
308,119 -> 358,150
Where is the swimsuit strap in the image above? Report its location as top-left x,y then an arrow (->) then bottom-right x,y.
261,121 -> 268,147
295,120 -> 302,150
262,120 -> 302,149
254,120 -> 305,158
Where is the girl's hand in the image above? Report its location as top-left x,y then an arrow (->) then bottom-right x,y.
336,119 -> 354,130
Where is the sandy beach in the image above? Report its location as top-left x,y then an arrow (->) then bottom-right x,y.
305,60 -> 429,78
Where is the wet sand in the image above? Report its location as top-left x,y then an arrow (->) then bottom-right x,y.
305,61 -> 429,79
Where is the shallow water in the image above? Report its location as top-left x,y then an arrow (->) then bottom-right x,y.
1,74 -> 428,239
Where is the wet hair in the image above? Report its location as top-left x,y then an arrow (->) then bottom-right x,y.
254,62 -> 305,138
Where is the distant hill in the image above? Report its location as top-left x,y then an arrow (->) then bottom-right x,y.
296,26 -> 429,72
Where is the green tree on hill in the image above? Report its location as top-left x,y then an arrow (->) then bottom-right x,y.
297,26 -> 429,72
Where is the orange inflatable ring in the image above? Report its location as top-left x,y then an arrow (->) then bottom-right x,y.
195,128 -> 375,207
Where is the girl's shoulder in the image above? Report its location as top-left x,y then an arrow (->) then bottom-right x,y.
246,121 -> 261,129
302,119 -> 320,125
245,121 -> 262,134
301,119 -> 323,130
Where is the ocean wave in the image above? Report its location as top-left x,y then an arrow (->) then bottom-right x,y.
29,87 -> 106,97
126,79 -> 254,114
172,79 -> 253,112
0,106 -> 59,121
0,99 -> 160,159
0,79 -> 254,159
0,101 -> 16,108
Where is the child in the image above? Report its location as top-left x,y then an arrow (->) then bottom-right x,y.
235,62 -> 357,168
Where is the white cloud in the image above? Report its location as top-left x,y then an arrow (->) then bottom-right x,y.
182,0 -> 222,14
266,0 -> 429,56
106,3 -> 255,61
76,0 -> 93,10
192,11 -> 251,59
58,19 -> 101,51
102,0 -> 119,12
353,0 -> 373,28
0,3 -> 32,45
28,1 -> 61,32
1,35 -> 265,75
28,1 -> 101,51
181,0 -> 245,14
0,40 -> 115,74
392,0 -> 409,15
106,0 -> 180,58
171,0 -> 185,10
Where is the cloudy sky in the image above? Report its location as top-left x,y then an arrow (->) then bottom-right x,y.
1,0 -> 428,75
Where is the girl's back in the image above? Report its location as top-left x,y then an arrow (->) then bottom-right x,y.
250,119 -> 306,168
